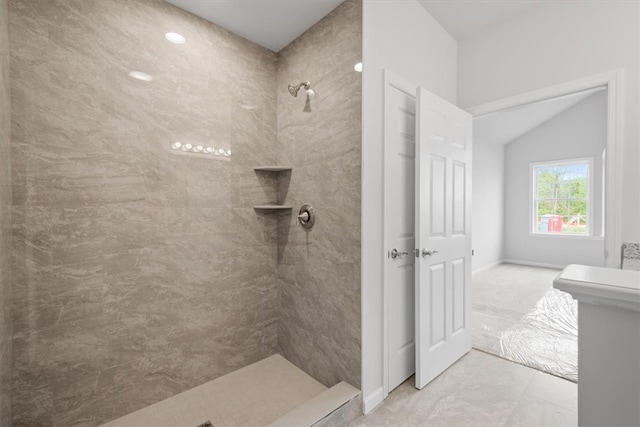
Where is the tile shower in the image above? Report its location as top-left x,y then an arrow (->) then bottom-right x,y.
5,0 -> 361,425
0,0 -> 12,423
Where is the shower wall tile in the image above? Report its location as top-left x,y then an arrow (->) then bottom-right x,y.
9,0 -> 279,425
276,0 -> 362,389
0,0 -> 12,423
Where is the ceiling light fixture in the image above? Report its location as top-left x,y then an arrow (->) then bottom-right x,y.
165,32 -> 186,44
128,70 -> 153,82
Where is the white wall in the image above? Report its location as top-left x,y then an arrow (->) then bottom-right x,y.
504,91 -> 607,267
458,1 -> 640,256
361,0 -> 457,413
472,139 -> 504,271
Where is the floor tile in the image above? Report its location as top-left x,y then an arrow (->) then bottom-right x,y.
350,350 -> 577,427
506,396 -> 576,427
524,370 -> 577,412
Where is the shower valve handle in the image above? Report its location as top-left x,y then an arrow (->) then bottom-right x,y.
297,204 -> 315,230
298,212 -> 310,222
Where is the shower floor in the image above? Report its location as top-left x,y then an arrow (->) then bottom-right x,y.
102,354 -> 327,427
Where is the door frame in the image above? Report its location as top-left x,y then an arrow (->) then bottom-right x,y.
373,69 -> 623,412
382,69 -> 419,399
466,69 -> 624,268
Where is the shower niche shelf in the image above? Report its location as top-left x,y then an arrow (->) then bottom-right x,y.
253,166 -> 293,212
253,204 -> 293,211
253,166 -> 293,172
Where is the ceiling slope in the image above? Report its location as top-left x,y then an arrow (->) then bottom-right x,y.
165,0 -> 345,52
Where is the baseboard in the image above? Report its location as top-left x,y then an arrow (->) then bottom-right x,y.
502,259 -> 565,270
472,260 -> 505,274
363,386 -> 384,414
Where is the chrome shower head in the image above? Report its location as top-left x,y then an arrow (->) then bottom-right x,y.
288,81 -> 312,97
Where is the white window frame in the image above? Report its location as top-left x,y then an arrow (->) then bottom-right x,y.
530,157 -> 594,237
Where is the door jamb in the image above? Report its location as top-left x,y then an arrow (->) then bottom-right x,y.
466,69 -> 624,268
382,69 -> 419,400
373,69 -> 623,413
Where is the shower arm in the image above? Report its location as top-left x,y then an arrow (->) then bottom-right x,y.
288,81 -> 312,97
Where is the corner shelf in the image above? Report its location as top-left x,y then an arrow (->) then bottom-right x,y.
253,204 -> 293,211
253,166 -> 293,212
254,166 -> 293,172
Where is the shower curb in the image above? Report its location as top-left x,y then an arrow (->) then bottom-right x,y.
267,382 -> 360,427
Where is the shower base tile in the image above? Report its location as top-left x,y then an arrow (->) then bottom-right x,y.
101,354 -> 327,427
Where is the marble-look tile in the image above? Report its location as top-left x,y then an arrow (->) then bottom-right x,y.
349,350 -> 577,427
505,397 -> 577,427
313,393 -> 363,427
9,0 -> 280,425
0,0 -> 12,424
11,0 -> 363,425
506,370 -> 577,427
275,0 -> 362,390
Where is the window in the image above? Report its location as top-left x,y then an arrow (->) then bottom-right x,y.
531,158 -> 593,236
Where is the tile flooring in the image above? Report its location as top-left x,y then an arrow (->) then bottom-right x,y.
350,350 -> 576,427
102,355 -> 327,427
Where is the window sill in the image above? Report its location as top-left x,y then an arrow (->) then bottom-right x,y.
529,233 -> 604,241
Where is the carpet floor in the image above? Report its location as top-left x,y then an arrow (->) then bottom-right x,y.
472,263 -> 577,382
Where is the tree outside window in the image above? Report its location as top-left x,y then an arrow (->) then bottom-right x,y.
532,159 -> 592,235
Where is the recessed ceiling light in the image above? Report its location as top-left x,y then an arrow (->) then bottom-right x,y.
128,70 -> 153,82
354,62 -> 363,73
165,32 -> 186,44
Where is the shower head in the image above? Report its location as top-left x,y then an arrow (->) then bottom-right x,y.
288,85 -> 300,97
288,81 -> 312,97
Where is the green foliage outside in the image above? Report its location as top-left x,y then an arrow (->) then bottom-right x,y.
535,164 -> 588,231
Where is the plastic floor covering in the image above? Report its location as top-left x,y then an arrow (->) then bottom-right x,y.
498,288 -> 578,382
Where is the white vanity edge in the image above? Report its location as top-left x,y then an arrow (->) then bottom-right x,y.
553,264 -> 640,312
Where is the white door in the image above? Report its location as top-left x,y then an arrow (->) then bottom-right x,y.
414,87 -> 473,389
385,78 -> 417,392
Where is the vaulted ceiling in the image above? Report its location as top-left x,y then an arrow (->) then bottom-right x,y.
165,0 -> 345,52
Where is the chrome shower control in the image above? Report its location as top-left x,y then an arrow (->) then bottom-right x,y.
298,204 -> 315,230
298,212 -> 310,222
